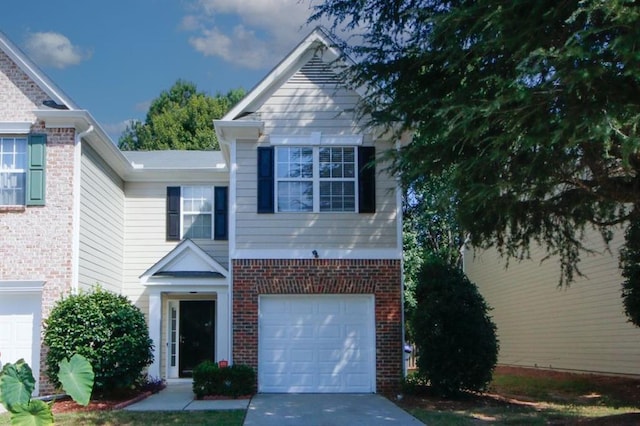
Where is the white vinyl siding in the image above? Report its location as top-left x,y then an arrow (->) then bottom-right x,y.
78,143 -> 125,293
123,182 -> 229,313
236,140 -> 397,250
234,55 -> 398,250
465,228 -> 640,375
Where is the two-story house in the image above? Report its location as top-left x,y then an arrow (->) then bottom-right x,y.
0,27 -> 404,395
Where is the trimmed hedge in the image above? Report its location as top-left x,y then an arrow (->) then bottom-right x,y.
193,361 -> 256,399
411,256 -> 499,396
43,287 -> 153,395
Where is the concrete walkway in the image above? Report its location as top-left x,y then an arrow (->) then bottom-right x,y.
123,382 -> 250,411
244,394 -> 424,425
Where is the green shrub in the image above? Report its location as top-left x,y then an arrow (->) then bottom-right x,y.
192,361 -> 256,399
411,256 -> 499,396
43,287 -> 153,395
620,219 -> 640,327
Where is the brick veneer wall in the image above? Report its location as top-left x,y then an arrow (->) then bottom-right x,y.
2,49 -> 78,394
0,123 -> 76,394
232,258 -> 403,394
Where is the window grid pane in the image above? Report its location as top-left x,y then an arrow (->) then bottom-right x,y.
319,147 -> 356,212
0,137 -> 27,206
277,147 -> 313,178
182,186 -> 213,238
278,181 -> 313,212
275,146 -> 357,213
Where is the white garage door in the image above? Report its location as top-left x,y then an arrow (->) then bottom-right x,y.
0,292 -> 42,392
259,295 -> 375,393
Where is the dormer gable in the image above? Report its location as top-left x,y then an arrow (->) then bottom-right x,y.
140,239 -> 228,284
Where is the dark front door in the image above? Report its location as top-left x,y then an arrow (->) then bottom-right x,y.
179,300 -> 215,377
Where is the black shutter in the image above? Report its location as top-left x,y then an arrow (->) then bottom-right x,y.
214,186 -> 228,240
166,186 -> 181,241
257,147 -> 275,213
358,146 -> 376,213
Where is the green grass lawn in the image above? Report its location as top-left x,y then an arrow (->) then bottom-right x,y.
401,368 -> 640,425
0,410 -> 245,426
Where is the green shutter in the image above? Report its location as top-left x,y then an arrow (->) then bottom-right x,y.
26,133 -> 46,206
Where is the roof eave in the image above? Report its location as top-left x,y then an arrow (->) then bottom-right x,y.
0,31 -> 79,110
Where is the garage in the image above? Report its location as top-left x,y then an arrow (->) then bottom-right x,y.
258,294 -> 375,393
0,287 -> 42,393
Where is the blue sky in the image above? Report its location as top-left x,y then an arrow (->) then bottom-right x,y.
0,1 -> 322,142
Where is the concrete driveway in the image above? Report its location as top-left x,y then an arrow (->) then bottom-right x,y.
243,394 -> 424,426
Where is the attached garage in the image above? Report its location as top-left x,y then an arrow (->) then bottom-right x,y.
0,282 -> 43,394
258,295 -> 375,393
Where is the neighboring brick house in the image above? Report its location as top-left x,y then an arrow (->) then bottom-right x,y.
0,28 -> 404,395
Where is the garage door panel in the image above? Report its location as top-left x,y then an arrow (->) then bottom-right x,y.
259,295 -> 375,393
0,292 -> 42,395
290,325 -> 314,339
318,324 -> 341,338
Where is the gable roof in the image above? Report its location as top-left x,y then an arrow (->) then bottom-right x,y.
0,31 -> 79,110
140,239 -> 228,283
220,26 -> 352,123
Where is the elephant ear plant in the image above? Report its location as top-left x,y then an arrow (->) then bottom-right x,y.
0,354 -> 94,425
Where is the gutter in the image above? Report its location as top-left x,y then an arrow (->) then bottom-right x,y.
71,125 -> 94,294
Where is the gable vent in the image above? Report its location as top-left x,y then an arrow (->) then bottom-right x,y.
288,55 -> 342,85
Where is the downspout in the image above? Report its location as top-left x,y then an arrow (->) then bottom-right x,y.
71,125 -> 94,294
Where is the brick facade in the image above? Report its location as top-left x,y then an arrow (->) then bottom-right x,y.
232,258 -> 403,394
1,48 -> 78,394
0,123 -> 76,393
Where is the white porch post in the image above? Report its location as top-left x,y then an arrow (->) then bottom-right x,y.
216,288 -> 230,363
148,290 -> 162,378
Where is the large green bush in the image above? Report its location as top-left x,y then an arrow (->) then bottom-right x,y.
192,361 -> 256,399
43,287 -> 153,395
411,256 -> 499,396
620,219 -> 640,327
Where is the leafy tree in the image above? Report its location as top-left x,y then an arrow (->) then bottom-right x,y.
118,80 -> 245,151
410,256 -> 498,396
403,163 -> 468,339
313,1 -> 640,318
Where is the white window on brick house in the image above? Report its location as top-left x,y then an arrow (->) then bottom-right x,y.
275,146 -> 356,213
0,137 -> 27,206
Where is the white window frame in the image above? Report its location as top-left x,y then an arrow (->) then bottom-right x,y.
180,185 -> 214,239
0,136 -> 28,206
275,146 -> 358,213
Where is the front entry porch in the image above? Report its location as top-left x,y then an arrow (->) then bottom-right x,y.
140,239 -> 231,379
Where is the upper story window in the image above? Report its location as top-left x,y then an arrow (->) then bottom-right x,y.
182,186 -> 214,239
276,146 -> 356,213
257,143 -> 376,215
0,137 -> 27,206
166,185 -> 228,241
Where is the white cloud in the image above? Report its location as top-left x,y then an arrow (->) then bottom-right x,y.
101,120 -> 132,143
184,0 -> 322,69
24,32 -> 91,69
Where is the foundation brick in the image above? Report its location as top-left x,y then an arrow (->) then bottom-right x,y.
232,258 -> 403,394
